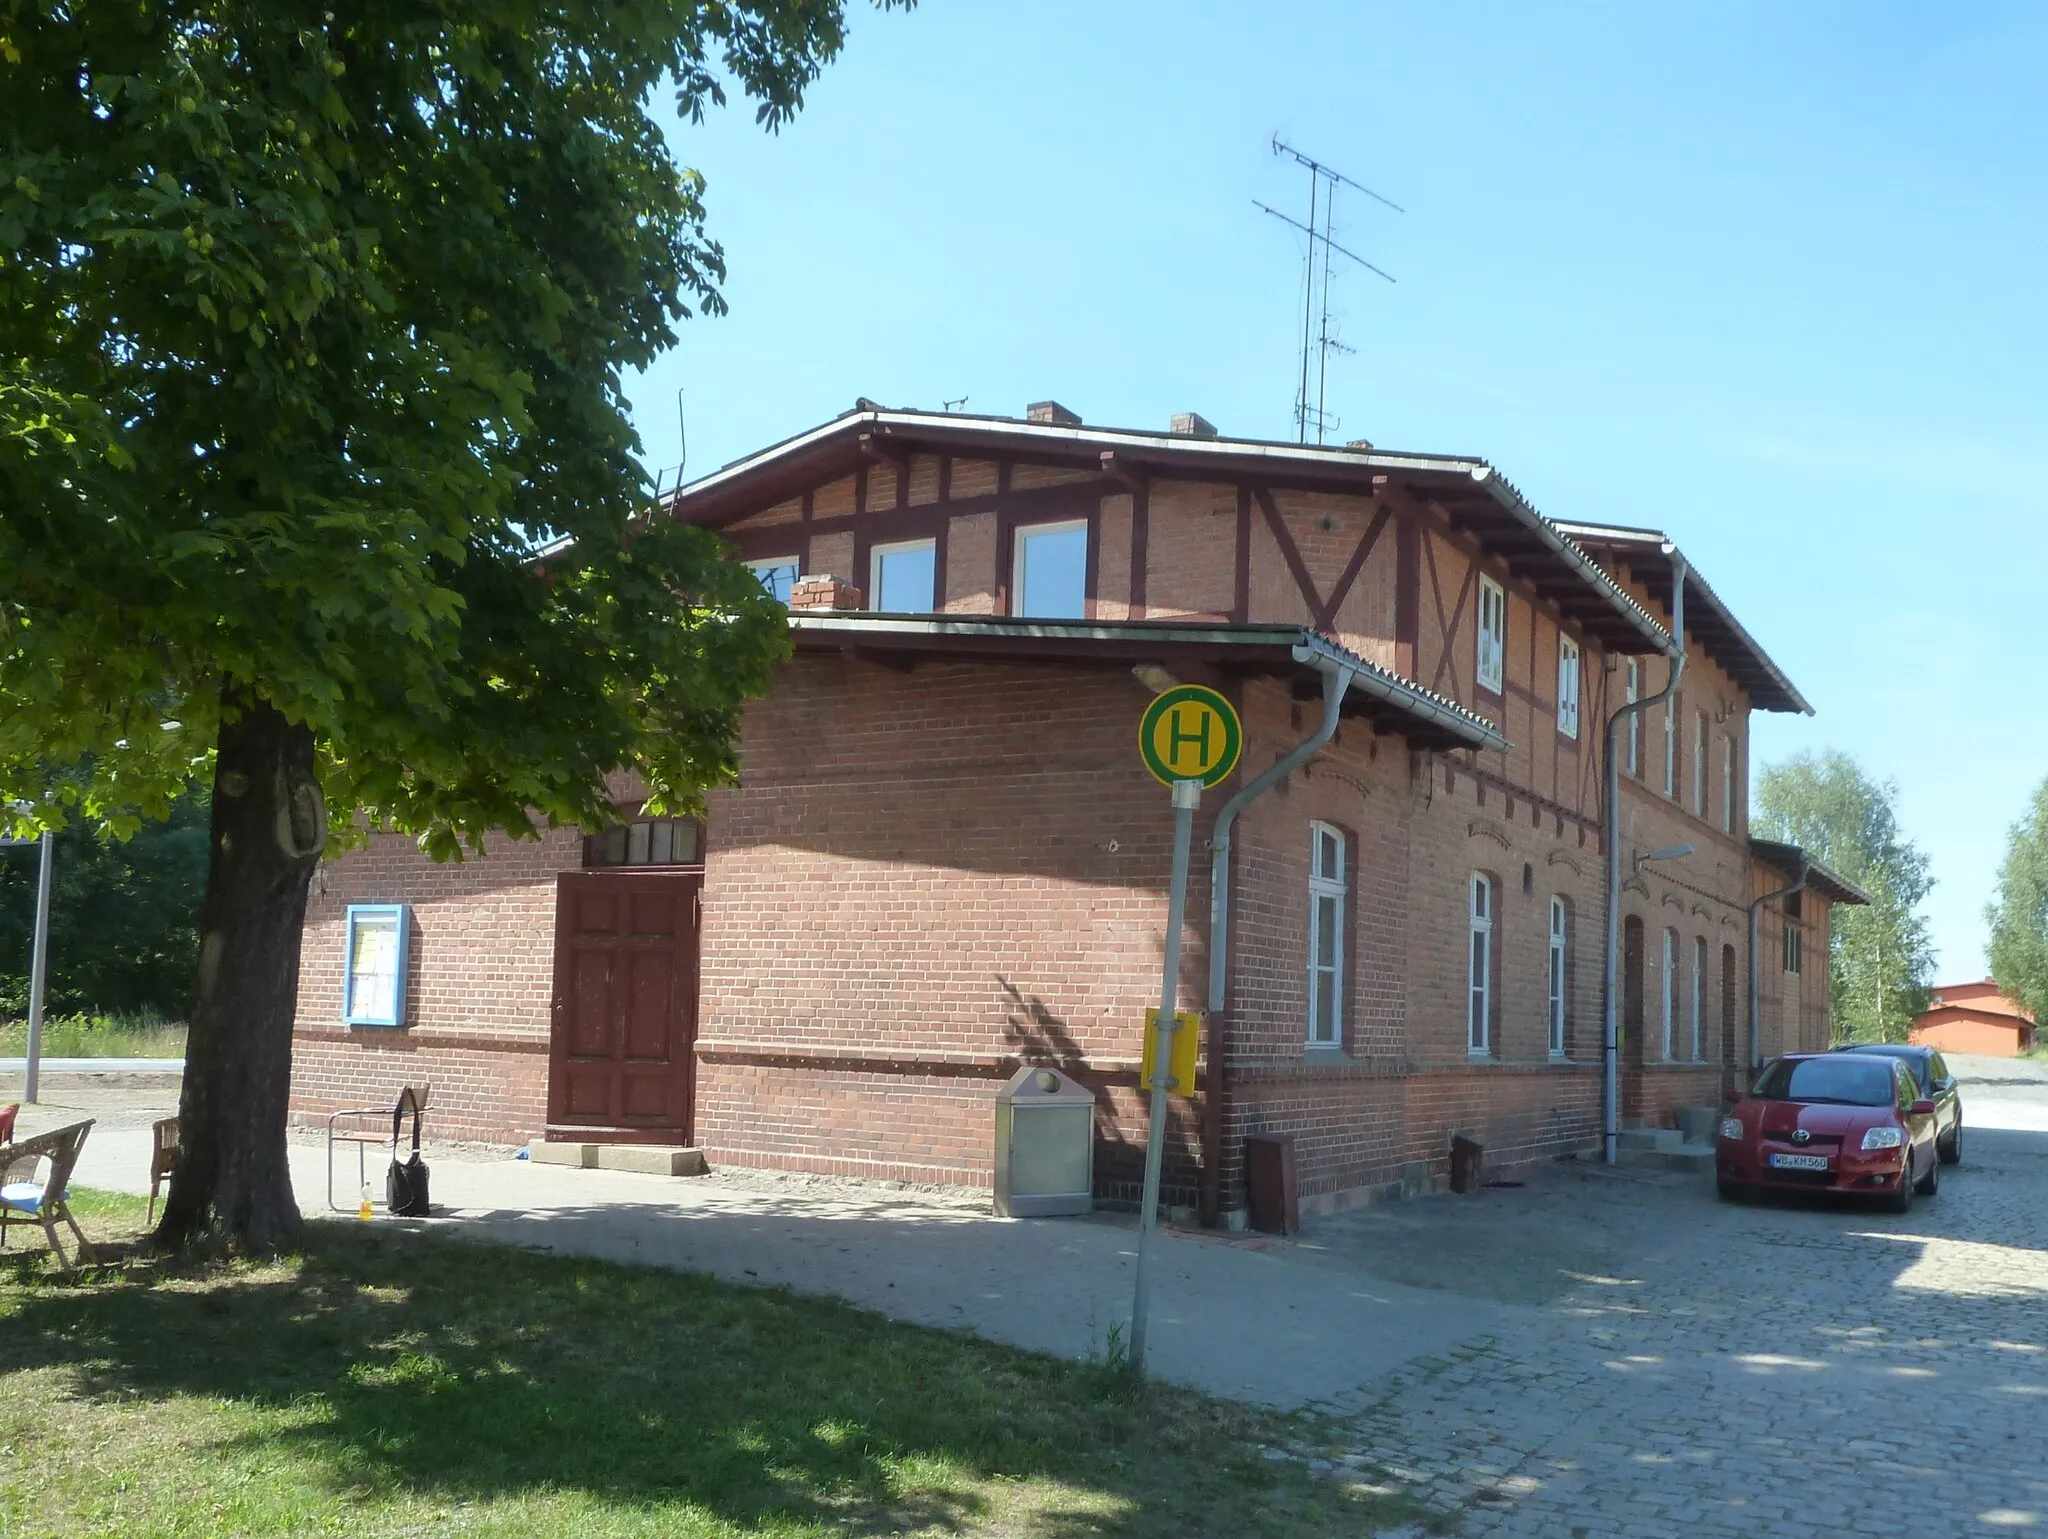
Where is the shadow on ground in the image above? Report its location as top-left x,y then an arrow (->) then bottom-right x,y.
0,1215 -> 1416,1538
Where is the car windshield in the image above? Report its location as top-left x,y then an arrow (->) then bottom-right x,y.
1752,1058 -> 1896,1107
1846,1046 -> 1932,1092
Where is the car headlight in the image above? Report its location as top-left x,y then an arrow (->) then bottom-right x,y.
1718,1118 -> 1744,1141
1860,1126 -> 1904,1151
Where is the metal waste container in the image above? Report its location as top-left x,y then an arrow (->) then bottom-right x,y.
993,1065 -> 1096,1217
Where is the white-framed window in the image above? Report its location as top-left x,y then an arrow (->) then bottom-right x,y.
1624,658 -> 1640,776
1307,823 -> 1346,1047
1662,691 -> 1677,799
1691,936 -> 1706,1061
1556,635 -> 1580,739
1468,874 -> 1494,1054
1721,735 -> 1736,833
342,904 -> 411,1028
1691,710 -> 1706,816
1784,922 -> 1803,975
1475,575 -> 1506,694
1661,927 -> 1678,1059
1013,519 -> 1088,618
586,817 -> 700,868
746,557 -> 800,605
869,538 -> 937,612
1547,897 -> 1568,1058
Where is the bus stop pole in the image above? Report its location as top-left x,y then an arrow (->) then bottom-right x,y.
1128,777 -> 1200,1375
24,831 -> 53,1104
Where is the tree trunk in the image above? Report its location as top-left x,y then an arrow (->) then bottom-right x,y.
154,696 -> 325,1253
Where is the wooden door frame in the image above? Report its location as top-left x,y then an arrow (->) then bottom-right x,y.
546,867 -> 702,1144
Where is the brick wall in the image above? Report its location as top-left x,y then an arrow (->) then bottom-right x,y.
289,826 -> 579,1144
696,652 -> 1211,1203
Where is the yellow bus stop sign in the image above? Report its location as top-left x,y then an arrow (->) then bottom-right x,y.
1143,1008 -> 1202,1096
1137,684 -> 1241,788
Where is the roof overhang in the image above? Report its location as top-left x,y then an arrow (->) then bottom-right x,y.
1750,839 -> 1871,905
671,409 -> 1675,657
1555,521 -> 1811,715
785,613 -> 1508,754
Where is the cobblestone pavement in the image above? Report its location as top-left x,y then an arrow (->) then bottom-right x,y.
1298,1056 -> 2048,1535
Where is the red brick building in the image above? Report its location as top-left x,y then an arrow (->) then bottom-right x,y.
290,402 -> 1848,1220
1911,980 -> 2038,1057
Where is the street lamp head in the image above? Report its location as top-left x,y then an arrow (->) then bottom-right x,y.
1637,842 -> 1694,868
1131,663 -> 1180,695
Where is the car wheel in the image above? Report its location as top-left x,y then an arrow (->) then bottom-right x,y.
1915,1148 -> 1940,1197
1939,1123 -> 1962,1166
1717,1178 -> 1745,1203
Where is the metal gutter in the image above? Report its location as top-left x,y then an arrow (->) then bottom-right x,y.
1554,520 -> 1813,716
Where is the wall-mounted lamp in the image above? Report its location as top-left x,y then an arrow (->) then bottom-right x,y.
1131,663 -> 1180,695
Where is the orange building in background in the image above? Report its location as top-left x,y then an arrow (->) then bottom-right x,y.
1910,980 -> 2037,1057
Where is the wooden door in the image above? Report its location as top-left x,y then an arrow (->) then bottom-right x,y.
547,870 -> 700,1142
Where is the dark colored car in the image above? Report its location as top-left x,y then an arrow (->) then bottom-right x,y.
1716,1053 -> 1941,1212
1835,1043 -> 1963,1164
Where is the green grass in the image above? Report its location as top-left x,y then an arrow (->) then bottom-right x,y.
0,1011 -> 186,1059
0,1192 -> 1433,1537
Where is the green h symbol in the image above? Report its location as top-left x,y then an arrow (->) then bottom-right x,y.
1168,706 -> 1211,770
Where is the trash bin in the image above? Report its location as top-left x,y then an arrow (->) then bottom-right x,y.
994,1065 -> 1096,1217
1244,1132 -> 1299,1234
1449,1132 -> 1484,1194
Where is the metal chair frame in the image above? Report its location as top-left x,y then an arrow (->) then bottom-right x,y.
326,1086 -> 430,1212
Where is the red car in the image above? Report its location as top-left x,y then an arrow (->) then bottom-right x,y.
1717,1052 -> 1941,1212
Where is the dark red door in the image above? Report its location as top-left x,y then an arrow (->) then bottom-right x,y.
547,870 -> 699,1142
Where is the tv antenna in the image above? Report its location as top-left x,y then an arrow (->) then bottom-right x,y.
1257,136 -> 1402,444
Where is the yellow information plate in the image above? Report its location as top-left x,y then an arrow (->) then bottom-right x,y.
1142,1008 -> 1202,1095
1137,684 -> 1242,788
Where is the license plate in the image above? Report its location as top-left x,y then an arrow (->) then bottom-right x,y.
1768,1152 -> 1830,1172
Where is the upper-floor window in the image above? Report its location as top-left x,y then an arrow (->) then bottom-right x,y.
1721,735 -> 1736,833
1547,897 -> 1569,1057
1307,824 -> 1346,1047
1476,576 -> 1506,694
747,557 -> 799,605
1557,636 -> 1581,739
1468,874 -> 1494,1054
1784,921 -> 1803,975
1624,659 -> 1640,776
1013,519 -> 1088,618
870,538 -> 936,612
1691,710 -> 1706,816
1662,691 -> 1677,799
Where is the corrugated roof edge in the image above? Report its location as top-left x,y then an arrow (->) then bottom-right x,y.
671,408 -> 1674,654
785,612 -> 1509,753
1555,519 -> 1813,716
1749,838 -> 1872,906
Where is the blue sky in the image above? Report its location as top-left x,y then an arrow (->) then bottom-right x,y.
626,1 -> 2048,980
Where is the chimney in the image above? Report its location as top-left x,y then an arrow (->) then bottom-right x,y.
1025,400 -> 1082,427
1170,411 -> 1218,439
786,574 -> 864,611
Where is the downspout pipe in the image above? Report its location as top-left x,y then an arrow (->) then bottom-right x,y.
1601,551 -> 1687,1166
1200,655 -> 1356,1224
1748,859 -> 1807,1073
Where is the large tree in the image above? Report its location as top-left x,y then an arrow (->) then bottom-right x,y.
0,2 -> 893,1250
1755,750 -> 1934,1043
1986,777 -> 2048,1025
